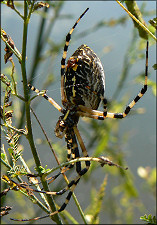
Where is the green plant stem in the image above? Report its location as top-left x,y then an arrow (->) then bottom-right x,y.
21,3 -> 41,169
13,93 -> 25,101
44,157 -> 126,177
1,123 -> 27,135
60,209 -> 79,224
1,29 -> 22,62
21,2 -> 62,224
17,6 -> 49,130
1,158 -> 12,171
30,106 -> 87,224
116,0 -> 157,41
13,5 -> 24,20
27,0 -> 35,21
1,158 -> 50,214
17,2 -> 64,130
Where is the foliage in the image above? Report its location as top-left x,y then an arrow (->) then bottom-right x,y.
140,214 -> 157,224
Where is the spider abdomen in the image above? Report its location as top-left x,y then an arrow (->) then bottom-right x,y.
64,44 -> 105,110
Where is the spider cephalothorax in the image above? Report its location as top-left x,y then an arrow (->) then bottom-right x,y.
55,108 -> 79,139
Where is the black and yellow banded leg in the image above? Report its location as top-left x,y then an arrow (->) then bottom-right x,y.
28,84 -> 62,112
101,97 -> 107,117
42,130 -> 89,221
61,7 -> 89,76
107,41 -> 148,119
51,126 -> 90,212
60,8 -> 89,103
73,126 -> 90,172
47,131 -> 77,186
11,174 -> 82,221
42,133 -> 75,186
48,128 -> 90,214
11,128 -> 90,222
49,129 -> 90,216
46,128 -> 82,189
78,41 -> 149,120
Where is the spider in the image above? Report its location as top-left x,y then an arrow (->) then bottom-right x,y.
13,7 -> 149,221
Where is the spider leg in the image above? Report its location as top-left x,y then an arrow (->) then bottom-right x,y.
77,41 -> 149,120
73,126 -> 90,166
10,127 -> 89,222
107,41 -> 149,119
43,127 -> 90,216
46,8 -> 90,185
28,84 -> 62,112
51,126 -> 90,212
47,131 -> 77,186
61,8 -> 89,104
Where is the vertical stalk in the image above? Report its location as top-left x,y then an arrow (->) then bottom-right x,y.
21,1 -> 41,167
21,2 -> 62,223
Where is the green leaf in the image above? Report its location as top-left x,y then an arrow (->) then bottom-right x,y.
35,165 -> 51,175
152,63 -> 157,70
1,153 -> 6,161
140,214 -> 157,224
8,148 -> 14,154
149,17 -> 157,30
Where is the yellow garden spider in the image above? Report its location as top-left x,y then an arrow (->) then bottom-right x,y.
11,7 -> 148,222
